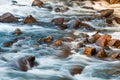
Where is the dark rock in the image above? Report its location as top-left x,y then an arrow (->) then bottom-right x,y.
70,65 -> 83,75
53,39 -> 62,46
84,47 -> 96,56
114,17 -> 120,24
32,0 -> 43,7
58,24 -> 68,30
96,48 -> 107,58
14,28 -> 22,35
23,15 -> 37,24
0,12 -> 18,23
69,20 -> 80,29
52,18 -> 64,25
43,35 -> 53,43
100,9 -> 114,18
3,41 -> 13,47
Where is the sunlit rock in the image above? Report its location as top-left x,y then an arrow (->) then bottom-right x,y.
0,12 -> 18,23
53,39 -> 62,46
109,52 -> 120,59
84,47 -> 96,56
43,35 -> 53,43
51,18 -> 64,25
96,48 -> 107,58
32,0 -> 43,7
100,9 -> 114,18
95,34 -> 111,46
70,65 -> 83,75
23,15 -> 37,24
14,28 -> 22,35
107,0 -> 120,4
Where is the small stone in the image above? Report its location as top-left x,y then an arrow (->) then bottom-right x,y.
52,18 -> 64,25
114,17 -> 120,24
70,65 -> 83,75
14,28 -> 22,35
69,20 -> 80,29
54,39 -> 62,46
0,12 -> 18,23
23,15 -> 37,24
95,34 -> 111,46
84,47 -> 96,56
58,24 -> 68,30
32,0 -> 43,7
3,41 -> 13,47
43,35 -> 53,43
100,9 -> 114,18
109,52 -> 120,59
96,48 -> 106,58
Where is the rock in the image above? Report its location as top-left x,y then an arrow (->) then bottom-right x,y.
77,42 -> 85,48
23,15 -> 37,24
106,18 -> 113,24
114,17 -> 120,24
96,48 -> 107,58
107,0 -> 120,4
54,7 -> 69,13
95,34 -> 111,46
58,24 -> 68,30
3,41 -> 13,47
79,33 -> 89,38
69,20 -> 80,29
109,52 -> 120,59
52,18 -> 64,25
0,12 -> 18,23
17,55 -> 35,71
88,32 -> 101,43
54,39 -> 62,46
14,28 -> 22,35
32,0 -> 43,7
84,47 -> 96,56
70,65 -> 83,75
54,8 -> 61,12
108,39 -> 118,46
43,35 -> 53,43
100,9 -> 114,18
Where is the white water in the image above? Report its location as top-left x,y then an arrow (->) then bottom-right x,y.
0,0 -> 120,80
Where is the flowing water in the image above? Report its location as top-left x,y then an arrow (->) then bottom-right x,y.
0,0 -> 120,80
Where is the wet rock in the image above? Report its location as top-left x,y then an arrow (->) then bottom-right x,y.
108,39 -> 120,48
23,15 -> 37,24
100,9 -> 114,18
95,34 -> 111,47
0,12 -> 18,23
107,0 -> 120,4
70,65 -> 83,75
79,33 -> 89,38
88,32 -> 101,43
14,28 -> 22,35
84,47 -> 96,56
114,17 -> 120,24
3,41 -> 13,47
69,20 -> 80,29
17,55 -> 35,71
58,24 -> 68,30
52,18 -> 64,25
58,46 -> 73,58
54,39 -> 62,46
109,52 -> 120,59
106,18 -> 113,25
32,0 -> 43,7
43,35 -> 53,43
96,48 -> 107,58
77,42 -> 85,48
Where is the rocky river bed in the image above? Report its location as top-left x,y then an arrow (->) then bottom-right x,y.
0,0 -> 120,80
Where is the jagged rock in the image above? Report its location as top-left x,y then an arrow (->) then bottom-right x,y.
51,18 -> 64,25
84,47 -> 96,56
88,32 -> 101,43
0,12 -> 18,23
114,17 -> 120,24
96,48 -> 107,58
32,0 -> 43,7
100,9 -> 114,18
23,15 -> 37,24
70,65 -> 83,75
95,34 -> 111,46
14,28 -> 22,35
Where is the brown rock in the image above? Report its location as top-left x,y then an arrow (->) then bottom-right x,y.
69,20 -> 80,29
100,9 -> 114,18
70,65 -> 83,75
95,34 -> 111,46
114,17 -> 120,24
17,55 -> 35,71
107,0 -> 120,4
84,47 -> 96,56
109,52 -> 120,59
88,32 -> 101,43
3,41 -> 13,47
14,28 -> 22,35
32,0 -> 43,7
52,18 -> 64,25
96,48 -> 106,58
54,39 -> 62,46
0,12 -> 18,23
23,15 -> 37,24
108,39 -> 118,46
58,24 -> 68,30
106,18 -> 113,24
43,35 -> 53,43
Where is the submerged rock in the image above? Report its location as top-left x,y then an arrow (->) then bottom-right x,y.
14,28 -> 22,35
23,15 -> 37,24
0,12 -> 18,23
70,65 -> 83,75
32,0 -> 43,7
3,41 -> 13,47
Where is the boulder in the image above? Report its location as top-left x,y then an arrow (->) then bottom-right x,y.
70,65 -> 83,75
69,20 -> 80,28
95,34 -> 111,46
96,48 -> 107,58
17,55 -> 35,71
100,9 -> 114,18
0,12 -> 18,23
84,47 -> 96,56
32,0 -> 43,7
51,18 -> 64,25
58,24 -> 68,30
114,17 -> 120,24
109,52 -> 120,59
23,15 -> 37,24
14,28 -> 22,35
